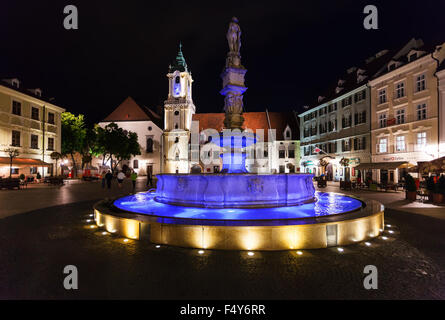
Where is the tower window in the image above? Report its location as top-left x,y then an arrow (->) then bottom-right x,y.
174,110 -> 179,116
175,76 -> 180,84
175,123 -> 179,129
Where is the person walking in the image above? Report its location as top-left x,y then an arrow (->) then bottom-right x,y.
130,170 -> 138,193
101,171 -> 106,189
117,170 -> 125,188
105,170 -> 113,189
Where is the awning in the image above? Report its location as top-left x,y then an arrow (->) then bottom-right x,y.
417,156 -> 445,173
355,161 -> 413,170
0,157 -> 52,167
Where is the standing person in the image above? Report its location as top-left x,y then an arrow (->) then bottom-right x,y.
130,170 -> 138,193
101,171 -> 106,189
105,170 -> 113,189
117,170 -> 125,188
146,171 -> 153,188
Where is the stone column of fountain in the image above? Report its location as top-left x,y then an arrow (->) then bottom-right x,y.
218,17 -> 255,173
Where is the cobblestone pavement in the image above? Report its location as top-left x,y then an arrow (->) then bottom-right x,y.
0,180 -> 444,299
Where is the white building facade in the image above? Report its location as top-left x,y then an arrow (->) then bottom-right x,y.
99,96 -> 163,176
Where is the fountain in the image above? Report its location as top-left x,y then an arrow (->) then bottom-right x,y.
93,18 -> 384,250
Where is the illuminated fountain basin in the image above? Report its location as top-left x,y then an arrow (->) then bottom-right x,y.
155,173 -> 316,208
94,191 -> 384,250
114,191 -> 362,220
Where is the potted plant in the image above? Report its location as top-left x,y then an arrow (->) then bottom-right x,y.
405,174 -> 417,201
433,175 -> 445,204
425,176 -> 436,202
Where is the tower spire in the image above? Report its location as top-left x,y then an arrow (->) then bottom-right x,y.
169,42 -> 188,72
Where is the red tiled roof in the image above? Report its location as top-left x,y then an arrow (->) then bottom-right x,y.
102,96 -> 157,122
192,111 -> 298,141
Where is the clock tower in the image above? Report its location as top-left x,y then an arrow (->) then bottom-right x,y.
162,43 -> 196,173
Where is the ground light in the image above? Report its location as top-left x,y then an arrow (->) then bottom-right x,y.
90,225 -> 96,229
388,230 -> 394,234
123,239 -> 129,243
155,245 -> 161,248
382,236 -> 388,240
102,232 -> 108,235
86,219 -> 91,223
296,251 -> 303,255
337,247 -> 344,252
198,250 -> 204,255
386,224 -> 392,227
365,242 -> 371,246
247,251 -> 255,256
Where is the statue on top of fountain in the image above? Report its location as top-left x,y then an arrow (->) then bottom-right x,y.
221,17 -> 247,130
226,17 -> 242,65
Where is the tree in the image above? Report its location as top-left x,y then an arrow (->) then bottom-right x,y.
50,151 -> 63,176
80,127 -> 97,169
4,148 -> 19,178
93,123 -> 141,172
61,112 -> 86,177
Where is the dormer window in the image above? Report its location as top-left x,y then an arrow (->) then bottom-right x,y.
11,79 -> 20,88
409,53 -> 417,61
284,126 -> 291,140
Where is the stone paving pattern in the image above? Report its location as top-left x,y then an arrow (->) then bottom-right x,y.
0,179 -> 444,299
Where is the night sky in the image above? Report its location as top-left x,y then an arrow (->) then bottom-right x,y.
1,0 -> 444,125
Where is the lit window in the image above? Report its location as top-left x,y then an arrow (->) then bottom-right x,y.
379,138 -> 387,153
378,89 -> 387,104
396,136 -> 405,152
31,134 -> 39,149
416,103 -> 427,120
47,112 -> 55,124
416,74 -> 426,92
31,107 -> 39,120
396,109 -> 405,124
47,137 -> 54,151
12,100 -> 21,115
379,113 -> 387,128
395,82 -> 405,98
417,132 -> 426,149
11,130 -> 20,146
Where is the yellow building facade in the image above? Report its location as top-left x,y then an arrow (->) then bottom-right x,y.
0,79 -> 65,178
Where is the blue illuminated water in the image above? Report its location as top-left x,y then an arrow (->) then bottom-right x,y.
113,191 -> 363,221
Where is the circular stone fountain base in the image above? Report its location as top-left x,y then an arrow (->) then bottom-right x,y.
93,193 -> 384,251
